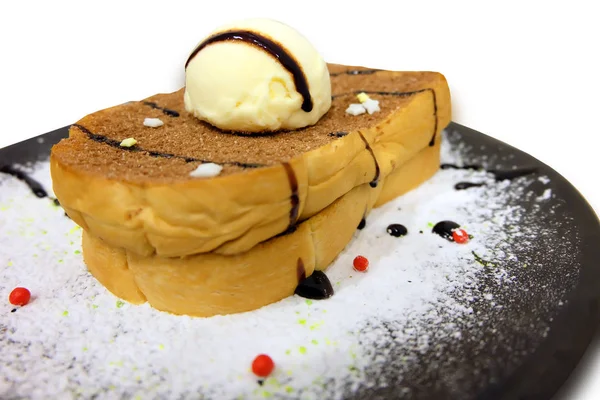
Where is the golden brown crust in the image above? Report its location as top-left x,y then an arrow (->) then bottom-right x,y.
82,142 -> 440,317
51,64 -> 451,258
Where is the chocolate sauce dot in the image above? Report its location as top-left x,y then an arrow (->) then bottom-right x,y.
11,308 -> 17,313
386,224 -> 408,237
357,218 -> 366,230
295,271 -> 334,300
432,220 -> 460,242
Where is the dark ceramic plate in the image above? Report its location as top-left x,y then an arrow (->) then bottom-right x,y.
1,122 -> 599,399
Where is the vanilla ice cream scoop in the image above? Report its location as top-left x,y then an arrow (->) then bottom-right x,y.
184,18 -> 331,133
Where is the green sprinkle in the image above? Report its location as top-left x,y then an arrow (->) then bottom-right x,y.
159,344 -> 165,350
305,299 -> 313,306
41,230 -> 47,235
298,319 -> 306,325
116,300 -> 125,308
285,386 -> 293,393
265,377 -> 279,387
262,391 -> 273,398
92,304 -> 99,309
299,346 -> 307,354
311,339 -> 318,345
74,250 -> 81,255
7,260 -> 13,267
58,259 -> 64,263
309,321 -> 324,330
325,338 -> 332,345
427,222 -> 434,227
472,251 -> 498,269
285,349 -> 291,355
62,310 -> 69,316
33,254 -> 38,258
120,138 -> 138,148
83,347 -> 88,352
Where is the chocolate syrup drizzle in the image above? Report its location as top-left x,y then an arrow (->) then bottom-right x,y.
329,69 -> 381,77
0,165 -> 64,212
0,165 -> 48,198
328,131 -> 349,138
332,87 -> 439,146
296,258 -> 306,283
142,101 -> 180,117
282,162 -> 300,232
356,132 -> 380,188
185,30 -> 313,112
71,124 -> 263,169
454,182 -> 485,190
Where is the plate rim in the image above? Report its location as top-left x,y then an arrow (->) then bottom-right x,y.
1,122 -> 600,400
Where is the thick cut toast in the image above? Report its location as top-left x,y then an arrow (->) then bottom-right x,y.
51,64 -> 451,258
82,141 -> 440,316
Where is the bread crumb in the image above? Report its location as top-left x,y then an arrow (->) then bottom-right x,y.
120,138 -> 137,148
143,118 -> 164,128
189,163 -> 223,178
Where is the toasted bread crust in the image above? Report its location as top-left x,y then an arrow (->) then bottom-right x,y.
51,65 -> 450,258
82,142 -> 440,317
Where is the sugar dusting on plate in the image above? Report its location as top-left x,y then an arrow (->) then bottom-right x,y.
0,131 -> 573,399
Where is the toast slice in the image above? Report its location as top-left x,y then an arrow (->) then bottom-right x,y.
82,141 -> 441,316
51,64 -> 451,258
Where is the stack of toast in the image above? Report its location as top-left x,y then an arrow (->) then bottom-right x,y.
50,64 -> 451,317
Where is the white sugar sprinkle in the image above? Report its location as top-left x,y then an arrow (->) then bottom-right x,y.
538,176 -> 551,184
189,163 -> 223,178
345,103 -> 366,116
362,99 -> 380,114
143,117 -> 164,128
0,131 -> 558,399
536,188 -> 552,201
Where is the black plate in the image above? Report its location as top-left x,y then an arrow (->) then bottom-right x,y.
1,122 -> 599,399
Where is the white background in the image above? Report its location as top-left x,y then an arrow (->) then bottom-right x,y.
1,1 -> 599,398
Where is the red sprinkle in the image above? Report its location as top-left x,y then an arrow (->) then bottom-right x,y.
353,255 -> 369,272
252,354 -> 275,377
9,287 -> 31,306
452,228 -> 469,244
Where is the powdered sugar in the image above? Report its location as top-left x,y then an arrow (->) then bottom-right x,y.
0,130 -> 577,399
